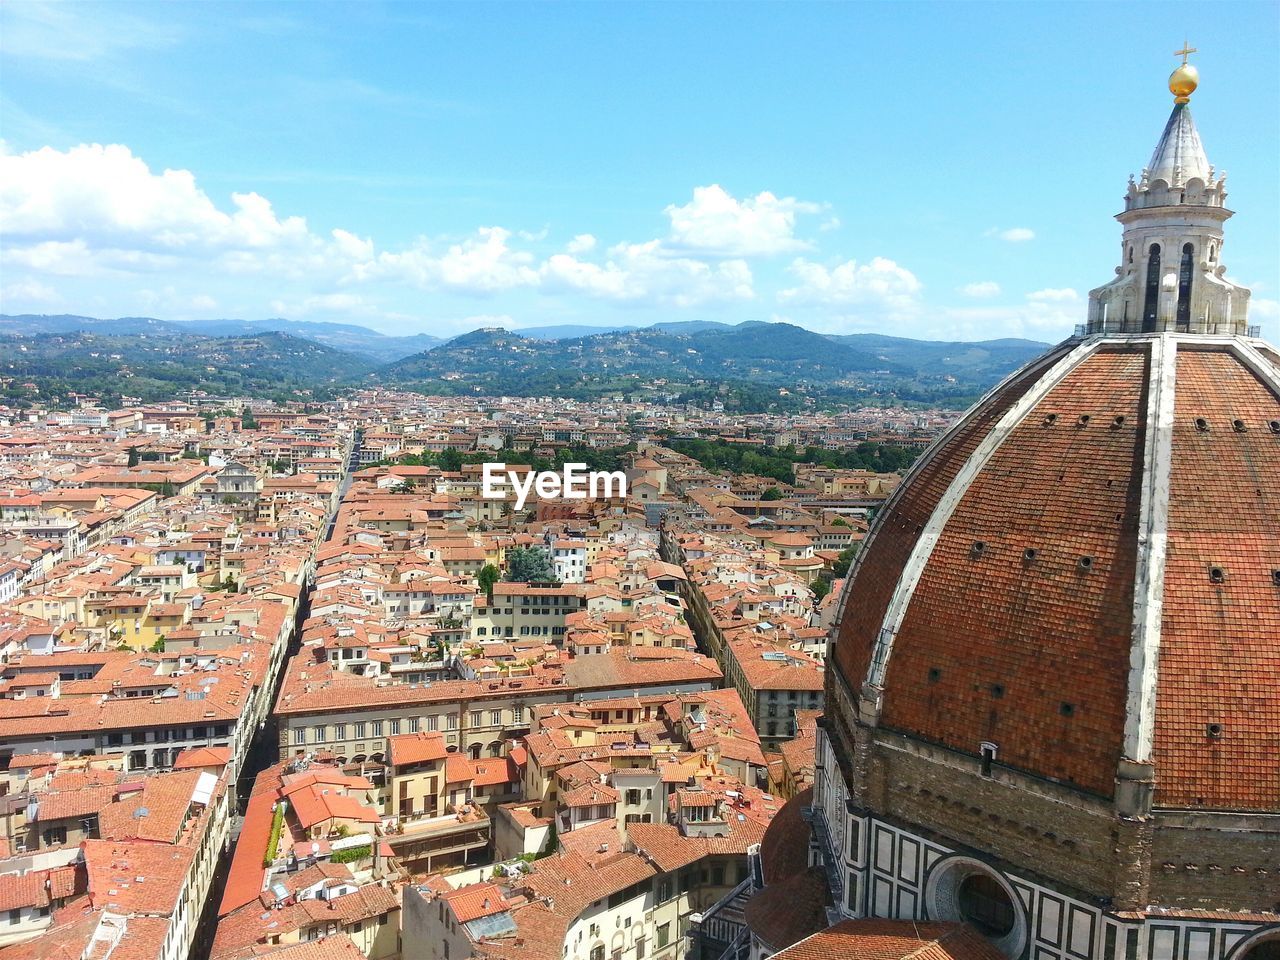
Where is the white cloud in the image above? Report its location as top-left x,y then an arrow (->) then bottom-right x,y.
986,227 -> 1036,243
1027,287 -> 1079,302
664,184 -> 821,257
541,241 -> 754,307
780,256 -> 922,314
0,141 -> 890,322
959,281 -> 1001,298
0,278 -> 60,304
0,143 -> 310,253
368,227 -> 539,294
1248,297 -> 1278,320
935,301 -> 1081,340
331,228 -> 373,261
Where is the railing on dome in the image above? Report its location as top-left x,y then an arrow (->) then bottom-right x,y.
804,804 -> 845,909
1248,325 -> 1262,338
709,926 -> 750,960
687,867 -> 759,960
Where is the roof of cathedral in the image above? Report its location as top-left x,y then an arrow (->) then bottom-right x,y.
1145,101 -> 1210,187
770,921 -> 1006,960
832,334 -> 1280,812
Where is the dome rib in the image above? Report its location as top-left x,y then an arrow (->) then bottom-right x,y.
831,340 -> 1081,696
1120,334 -> 1178,768
861,338 -> 1102,696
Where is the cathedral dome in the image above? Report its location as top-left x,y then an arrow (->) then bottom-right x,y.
831,332 -> 1280,812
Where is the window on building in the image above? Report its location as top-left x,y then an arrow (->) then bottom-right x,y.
293,728 -> 306,745
354,722 -> 367,739
1142,243 -> 1162,331
335,724 -> 347,741
447,715 -> 458,730
656,924 -> 670,948
409,717 -> 420,733
312,726 -> 326,743
390,719 -> 401,735
43,826 -> 67,846
1176,242 -> 1195,329
372,720 -> 383,737
490,710 -> 502,726
427,715 -> 439,732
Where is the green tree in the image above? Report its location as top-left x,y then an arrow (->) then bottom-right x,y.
241,407 -> 258,430
478,563 -> 501,599
760,487 -> 783,501
831,517 -> 850,527
832,545 -> 860,578
438,448 -> 464,472
811,579 -> 830,602
505,547 -> 556,584
127,446 -> 140,467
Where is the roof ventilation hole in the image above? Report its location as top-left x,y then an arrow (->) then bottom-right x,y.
1077,556 -> 1094,573
1111,415 -> 1126,429
1043,413 -> 1058,426
1209,566 -> 1226,585
1022,548 -> 1038,562
1195,417 -> 1210,432
1060,703 -> 1076,717
1232,419 -> 1247,433
1269,420 -> 1280,435
1077,414 -> 1091,427
1206,723 -> 1224,739
1272,570 -> 1280,588
970,541 -> 987,559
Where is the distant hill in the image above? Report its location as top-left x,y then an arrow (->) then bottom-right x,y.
0,330 -> 374,404
0,314 -> 444,363
826,333 -> 1050,383
510,320 -> 732,340
0,314 -> 1053,408
381,321 -> 1039,403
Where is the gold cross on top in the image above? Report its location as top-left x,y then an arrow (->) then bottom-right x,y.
1174,41 -> 1197,64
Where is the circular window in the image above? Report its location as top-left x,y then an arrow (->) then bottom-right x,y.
924,857 -> 1026,959
957,874 -> 1015,938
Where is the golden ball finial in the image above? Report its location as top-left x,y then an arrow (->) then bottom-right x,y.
1169,62 -> 1199,103
1170,42 -> 1199,103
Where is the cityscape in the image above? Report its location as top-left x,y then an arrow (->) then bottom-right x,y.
0,7 -> 1277,960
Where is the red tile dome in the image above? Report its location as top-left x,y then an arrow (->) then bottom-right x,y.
831,334 -> 1280,812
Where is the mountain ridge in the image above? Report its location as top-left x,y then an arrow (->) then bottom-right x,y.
1,313 -> 1052,408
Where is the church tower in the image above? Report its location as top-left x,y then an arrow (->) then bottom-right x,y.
1086,48 -> 1253,335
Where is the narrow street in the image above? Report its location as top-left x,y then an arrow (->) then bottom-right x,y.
187,431 -> 360,960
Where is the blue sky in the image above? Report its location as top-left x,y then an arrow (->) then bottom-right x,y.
2,1 -> 1277,342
